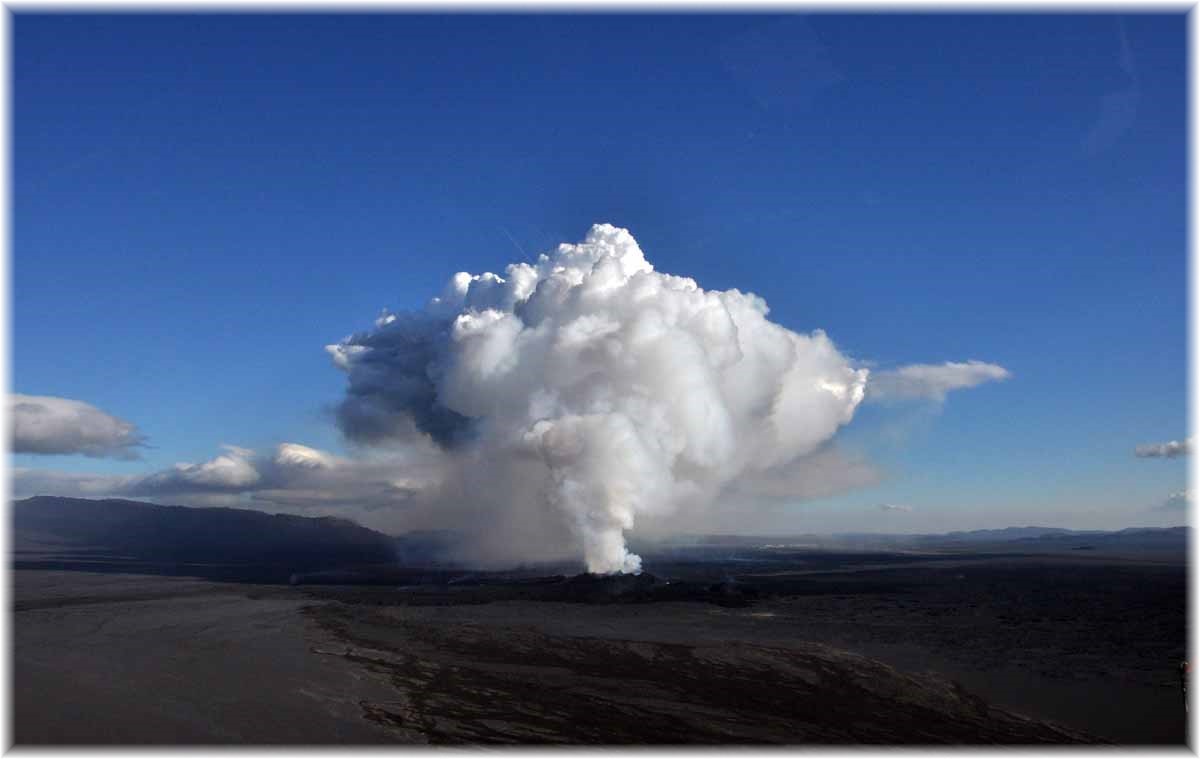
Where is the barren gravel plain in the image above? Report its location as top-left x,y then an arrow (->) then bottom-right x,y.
12,545 -> 1186,745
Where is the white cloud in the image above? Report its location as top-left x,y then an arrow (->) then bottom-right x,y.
1156,490 -> 1191,511
867,360 -> 1011,403
878,503 -> 913,513
1135,438 -> 1191,459
132,445 -> 262,494
11,394 -> 146,459
274,442 -> 338,470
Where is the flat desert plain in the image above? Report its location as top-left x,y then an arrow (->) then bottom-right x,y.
12,548 -> 1186,745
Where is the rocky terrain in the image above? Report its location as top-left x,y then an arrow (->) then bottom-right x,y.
10,497 -> 1186,745
303,600 -> 1096,744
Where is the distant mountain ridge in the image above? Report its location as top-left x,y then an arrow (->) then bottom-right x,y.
11,496 -> 1189,578
936,526 -> 1079,541
12,495 -> 398,571
645,524 -> 1189,552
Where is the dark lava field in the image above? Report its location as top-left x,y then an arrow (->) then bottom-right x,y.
13,539 -> 1187,744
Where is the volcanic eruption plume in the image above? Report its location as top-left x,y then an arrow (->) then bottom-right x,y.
328,224 -> 868,574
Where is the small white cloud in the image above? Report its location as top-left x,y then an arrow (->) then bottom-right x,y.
274,443 -> 338,470
867,360 -> 1011,403
1135,438 -> 1191,459
878,503 -> 913,513
133,444 -> 262,494
1156,490 -> 1191,511
11,394 -> 146,459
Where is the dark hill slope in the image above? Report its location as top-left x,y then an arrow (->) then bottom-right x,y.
13,496 -> 396,574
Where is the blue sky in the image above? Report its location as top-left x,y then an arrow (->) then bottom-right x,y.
12,13 -> 1188,533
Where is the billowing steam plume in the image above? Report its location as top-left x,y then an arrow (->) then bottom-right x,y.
328,224 -> 867,573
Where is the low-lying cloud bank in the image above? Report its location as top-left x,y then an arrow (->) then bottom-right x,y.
1135,438 -> 1191,459
11,394 -> 146,459
12,441 -> 441,526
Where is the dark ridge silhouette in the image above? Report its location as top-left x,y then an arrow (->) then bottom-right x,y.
639,525 -> 1189,554
12,495 -> 397,581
